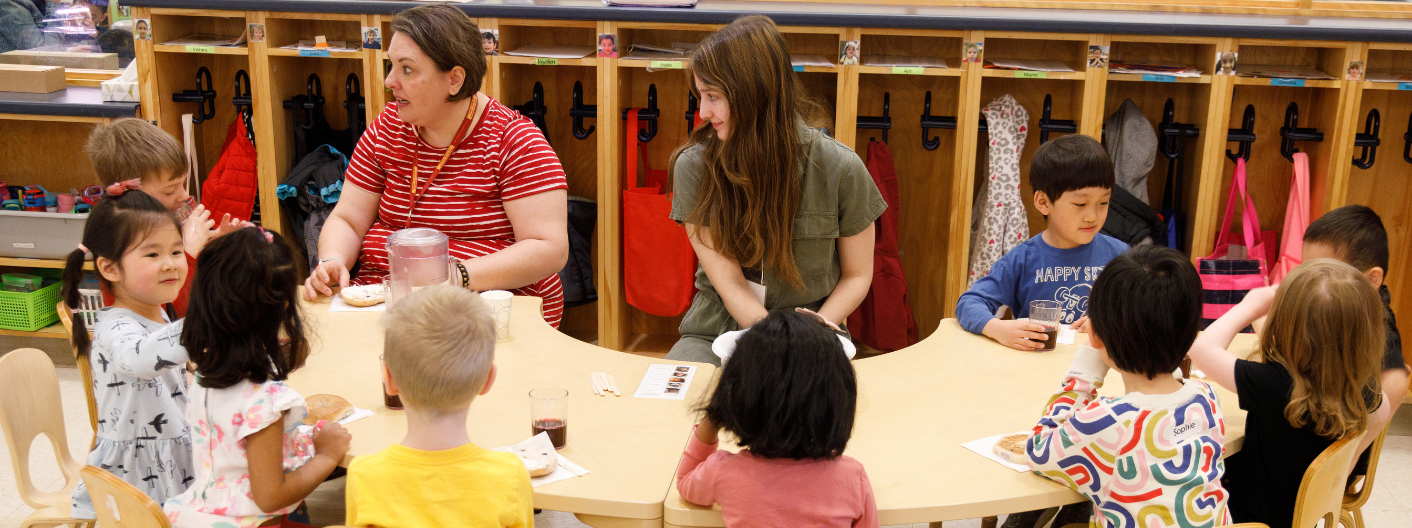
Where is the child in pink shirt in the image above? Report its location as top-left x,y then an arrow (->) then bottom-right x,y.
675,310 -> 879,528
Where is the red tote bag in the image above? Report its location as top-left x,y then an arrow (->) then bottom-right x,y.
622,109 -> 697,317
1198,157 -> 1274,329
1269,152 -> 1311,284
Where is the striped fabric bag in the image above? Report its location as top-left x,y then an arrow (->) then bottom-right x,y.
1198,158 -> 1271,330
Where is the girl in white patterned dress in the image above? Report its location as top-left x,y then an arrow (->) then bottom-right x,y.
163,227 -> 350,528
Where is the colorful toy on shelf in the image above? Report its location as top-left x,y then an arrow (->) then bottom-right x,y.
2,273 -> 43,293
21,188 -> 45,211
0,199 -> 20,211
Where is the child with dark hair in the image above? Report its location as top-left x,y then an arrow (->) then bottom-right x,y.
163,228 -> 351,528
1302,204 -> 1408,479
676,310 -> 878,527
957,134 -> 1128,351
62,188 -> 194,520
1020,245 -> 1231,526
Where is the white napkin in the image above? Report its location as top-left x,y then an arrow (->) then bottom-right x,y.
712,329 -> 855,364
1057,326 -> 1077,345
297,406 -> 374,433
494,432 -> 590,487
961,432 -> 1033,472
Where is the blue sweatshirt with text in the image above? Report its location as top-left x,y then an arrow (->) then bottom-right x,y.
956,233 -> 1128,334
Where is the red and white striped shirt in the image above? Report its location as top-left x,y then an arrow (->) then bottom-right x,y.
345,99 -> 568,327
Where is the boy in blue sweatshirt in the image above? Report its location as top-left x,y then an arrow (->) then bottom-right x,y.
956,135 -> 1128,351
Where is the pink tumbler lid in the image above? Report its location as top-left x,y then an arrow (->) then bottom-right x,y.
57,193 -> 75,213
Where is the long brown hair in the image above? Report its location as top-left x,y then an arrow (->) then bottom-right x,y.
1253,259 -> 1384,438
670,15 -> 821,289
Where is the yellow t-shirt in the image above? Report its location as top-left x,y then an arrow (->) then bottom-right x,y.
345,442 -> 534,528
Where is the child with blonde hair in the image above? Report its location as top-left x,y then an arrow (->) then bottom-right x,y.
344,285 -> 533,528
1189,260 -> 1390,527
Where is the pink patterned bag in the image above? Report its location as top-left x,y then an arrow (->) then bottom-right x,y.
1269,152 -> 1311,284
1198,158 -> 1272,329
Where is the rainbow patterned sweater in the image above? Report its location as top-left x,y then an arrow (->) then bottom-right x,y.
1024,346 -> 1232,528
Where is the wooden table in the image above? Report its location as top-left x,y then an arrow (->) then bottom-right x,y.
287,296 -> 715,528
663,320 -> 1258,527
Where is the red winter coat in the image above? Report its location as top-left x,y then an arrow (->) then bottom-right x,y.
200,119 -> 258,222
847,140 -> 918,352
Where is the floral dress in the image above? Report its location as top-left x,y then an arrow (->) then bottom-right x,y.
71,308 -> 192,519
163,378 -> 316,528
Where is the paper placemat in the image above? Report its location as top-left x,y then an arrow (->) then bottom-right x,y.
494,432 -> 591,487
633,364 -> 697,400
961,432 -> 1033,472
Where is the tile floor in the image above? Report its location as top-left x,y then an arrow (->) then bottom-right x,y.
3,366 -> 1410,528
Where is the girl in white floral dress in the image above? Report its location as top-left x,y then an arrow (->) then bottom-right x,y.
163,228 -> 351,528
61,189 -> 195,519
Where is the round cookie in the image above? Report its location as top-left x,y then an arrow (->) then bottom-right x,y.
340,284 -> 386,307
512,445 -> 558,477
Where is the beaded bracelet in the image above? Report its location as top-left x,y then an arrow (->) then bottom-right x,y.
454,260 -> 471,289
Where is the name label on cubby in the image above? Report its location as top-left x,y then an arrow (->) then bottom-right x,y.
300,50 -> 330,57
1270,78 -> 1305,87
1143,74 -> 1176,83
1015,71 -> 1047,79
1399,83 -> 1412,91
892,66 -> 924,75
793,65 -> 805,72
535,58 -> 560,66
185,45 -> 215,54
650,60 -> 683,69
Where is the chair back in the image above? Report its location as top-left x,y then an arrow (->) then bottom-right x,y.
1293,429 -> 1366,528
80,466 -> 173,528
1344,428 -> 1388,507
0,348 -> 83,509
57,301 -> 100,435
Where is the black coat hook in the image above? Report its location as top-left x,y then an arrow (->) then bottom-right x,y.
570,80 -> 596,140
1157,98 -> 1201,160
918,91 -> 987,151
1226,104 -> 1256,162
1279,102 -> 1324,162
233,70 -> 254,147
281,74 -> 325,131
1404,112 -> 1412,164
172,66 -> 217,124
686,91 -> 699,134
344,73 -> 367,144
855,92 -> 891,143
1038,94 -> 1077,144
513,81 -> 549,141
619,84 -> 659,143
1352,109 -> 1380,170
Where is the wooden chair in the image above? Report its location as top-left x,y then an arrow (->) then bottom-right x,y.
79,466 -> 172,528
0,348 -> 93,528
1061,523 -> 1268,528
1340,428 -> 1389,528
1294,430 -> 1366,528
57,301 -> 99,436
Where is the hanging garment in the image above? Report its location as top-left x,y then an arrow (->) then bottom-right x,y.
1198,158 -> 1273,330
200,118 -> 258,223
968,95 -> 1029,287
181,114 -> 201,203
559,196 -> 598,307
623,108 -> 697,316
1161,130 -> 1188,250
289,93 -> 353,166
1101,184 -> 1165,246
847,140 -> 918,352
1102,99 -> 1157,204
277,145 -> 347,270
1270,152 -> 1310,284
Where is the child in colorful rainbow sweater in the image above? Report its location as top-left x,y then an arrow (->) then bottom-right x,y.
1019,246 -> 1231,528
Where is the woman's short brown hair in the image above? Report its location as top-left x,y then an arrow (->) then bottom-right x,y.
390,4 -> 486,102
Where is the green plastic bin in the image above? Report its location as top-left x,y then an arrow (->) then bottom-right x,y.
0,281 -> 62,331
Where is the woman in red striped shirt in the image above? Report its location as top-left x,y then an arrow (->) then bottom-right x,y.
302,4 -> 569,327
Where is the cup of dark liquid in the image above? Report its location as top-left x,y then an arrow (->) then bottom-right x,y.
530,387 -> 568,449
1029,300 -> 1062,351
379,354 -> 403,410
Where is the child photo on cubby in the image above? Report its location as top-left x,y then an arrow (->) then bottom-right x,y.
598,33 -> 617,58
840,40 -> 859,65
482,29 -> 498,55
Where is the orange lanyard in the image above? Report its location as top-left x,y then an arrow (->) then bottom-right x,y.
407,100 -> 477,227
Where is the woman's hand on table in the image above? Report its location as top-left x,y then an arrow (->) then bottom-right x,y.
303,257 -> 350,300
982,318 -> 1048,351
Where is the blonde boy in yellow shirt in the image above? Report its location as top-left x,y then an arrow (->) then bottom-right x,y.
345,286 -> 535,528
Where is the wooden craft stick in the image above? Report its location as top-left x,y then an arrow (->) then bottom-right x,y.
606,374 -> 621,396
589,373 -> 604,396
